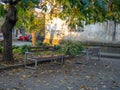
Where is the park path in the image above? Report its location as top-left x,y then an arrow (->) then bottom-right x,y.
0,58 -> 120,90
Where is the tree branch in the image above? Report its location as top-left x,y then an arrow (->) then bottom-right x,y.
1,0 -> 21,5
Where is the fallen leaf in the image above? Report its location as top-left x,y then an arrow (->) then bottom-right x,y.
36,80 -> 41,83
102,85 -> 106,88
67,86 -> 73,90
45,82 -> 50,86
22,75 -> 26,78
85,76 -> 91,79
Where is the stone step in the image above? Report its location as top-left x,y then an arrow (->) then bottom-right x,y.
101,52 -> 120,59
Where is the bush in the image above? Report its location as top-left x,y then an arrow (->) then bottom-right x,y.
12,45 -> 19,49
0,47 -> 3,53
43,42 -> 50,46
53,45 -> 61,51
36,41 -> 43,46
0,42 -> 3,47
21,45 -> 31,54
13,45 -> 31,54
62,40 -> 83,57
13,47 -> 21,53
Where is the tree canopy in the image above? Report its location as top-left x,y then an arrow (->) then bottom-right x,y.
43,0 -> 120,27
0,0 -> 120,28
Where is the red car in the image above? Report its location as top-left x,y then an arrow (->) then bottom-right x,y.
17,34 -> 31,41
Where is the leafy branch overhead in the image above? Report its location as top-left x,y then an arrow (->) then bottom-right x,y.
43,0 -> 120,27
0,0 -> 120,27
57,0 -> 120,26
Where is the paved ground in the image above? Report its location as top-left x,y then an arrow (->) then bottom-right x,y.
0,58 -> 120,90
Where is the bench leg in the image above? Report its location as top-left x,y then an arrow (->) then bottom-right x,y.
98,53 -> 101,61
58,56 -> 64,64
24,59 -> 26,67
61,56 -> 64,64
35,60 -> 38,69
85,52 -> 89,64
24,53 -> 27,67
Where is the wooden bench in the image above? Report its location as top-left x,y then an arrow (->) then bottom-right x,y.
24,46 -> 64,69
85,47 -> 101,61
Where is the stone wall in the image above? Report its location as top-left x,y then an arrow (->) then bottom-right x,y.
44,17 -> 120,45
63,21 -> 120,44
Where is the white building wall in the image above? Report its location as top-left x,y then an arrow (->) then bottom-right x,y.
63,21 -> 120,44
45,18 -> 120,44
116,23 -> 120,42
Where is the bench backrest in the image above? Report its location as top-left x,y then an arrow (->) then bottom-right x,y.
27,46 -> 54,52
86,47 -> 100,56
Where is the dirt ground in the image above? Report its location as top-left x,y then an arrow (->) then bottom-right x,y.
0,57 -> 120,90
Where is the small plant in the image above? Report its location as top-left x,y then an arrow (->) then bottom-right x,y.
0,47 -> 3,53
13,47 -> 21,53
13,45 -> 30,54
12,45 -> 19,49
0,42 -> 3,47
36,41 -> 43,46
42,42 -> 50,46
12,45 -> 21,53
53,45 -> 61,50
21,45 -> 31,54
62,40 -> 83,57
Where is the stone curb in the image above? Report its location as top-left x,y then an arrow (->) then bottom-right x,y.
101,52 -> 120,59
0,64 -> 24,71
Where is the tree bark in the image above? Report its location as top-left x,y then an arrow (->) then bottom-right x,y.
32,32 -> 36,46
1,5 -> 17,62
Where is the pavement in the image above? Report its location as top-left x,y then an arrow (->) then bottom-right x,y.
0,58 -> 120,90
0,40 -> 120,90
101,52 -> 120,59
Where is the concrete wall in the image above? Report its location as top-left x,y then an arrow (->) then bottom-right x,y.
45,16 -> 120,45
63,21 -> 120,44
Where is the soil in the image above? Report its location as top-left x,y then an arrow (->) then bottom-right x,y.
0,53 -> 24,67
0,56 -> 120,90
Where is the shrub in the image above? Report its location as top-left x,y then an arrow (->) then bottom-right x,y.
36,41 -> 43,46
12,45 -> 19,49
43,42 -> 50,46
53,45 -> 61,50
0,42 -> 3,47
62,40 -> 83,57
13,47 -> 21,53
13,45 -> 31,54
0,47 -> 3,53
21,45 -> 31,54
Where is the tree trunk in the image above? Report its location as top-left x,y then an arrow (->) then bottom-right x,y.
32,32 -> 36,46
3,30 -> 13,62
1,5 -> 17,62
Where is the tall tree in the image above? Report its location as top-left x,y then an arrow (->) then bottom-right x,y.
0,0 -> 39,63
0,0 -> 20,62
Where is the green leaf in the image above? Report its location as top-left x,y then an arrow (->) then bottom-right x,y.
0,4 -> 5,17
31,0 -> 39,5
21,0 -> 30,5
